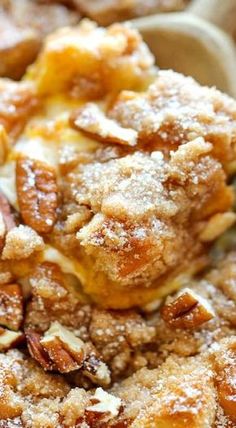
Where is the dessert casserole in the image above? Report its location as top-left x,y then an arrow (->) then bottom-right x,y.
0,19 -> 235,427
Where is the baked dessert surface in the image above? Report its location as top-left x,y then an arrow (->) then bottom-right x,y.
0,20 -> 235,427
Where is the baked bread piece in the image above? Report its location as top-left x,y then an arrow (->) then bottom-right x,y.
0,20 -> 235,309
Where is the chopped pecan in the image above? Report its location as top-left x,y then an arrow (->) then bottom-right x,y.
70,103 -> 138,147
41,335 -> 79,373
161,288 -> 215,329
25,329 -> 54,371
0,283 -> 23,331
83,352 -> 111,387
16,157 -> 58,234
86,388 -> 122,423
39,322 -> 85,373
0,327 -> 24,351
28,322 -> 111,384
199,212 -> 236,242
41,321 -> 85,366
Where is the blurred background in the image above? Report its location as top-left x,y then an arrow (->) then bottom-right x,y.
0,0 -> 235,97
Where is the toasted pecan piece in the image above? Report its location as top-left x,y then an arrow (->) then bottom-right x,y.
16,158 -> 58,234
83,352 -> 111,387
28,322 -> 111,384
25,329 -> 54,371
0,12 -> 40,80
27,332 -> 79,374
0,327 -> 24,351
86,387 -> 122,423
42,336 -> 79,373
71,103 -> 138,147
0,283 -> 23,331
199,212 -> 236,242
41,321 -> 85,366
161,288 -> 215,329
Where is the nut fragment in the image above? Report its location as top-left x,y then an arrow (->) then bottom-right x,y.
83,353 -> 111,387
25,329 -> 54,371
161,288 -> 215,329
0,327 -> 24,351
42,322 -> 111,383
41,321 -> 85,365
27,322 -> 111,384
16,157 -> 58,234
70,103 -> 138,147
0,283 -> 23,331
2,225 -> 44,260
41,336 -> 79,373
86,388 -> 121,421
37,322 -> 85,374
199,212 -> 236,242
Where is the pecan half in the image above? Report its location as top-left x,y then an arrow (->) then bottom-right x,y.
70,103 -> 138,147
16,157 -> 58,234
0,283 -> 23,331
161,288 -> 215,329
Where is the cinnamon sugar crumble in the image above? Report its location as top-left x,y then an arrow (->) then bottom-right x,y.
0,19 -> 235,428
2,225 -> 44,260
